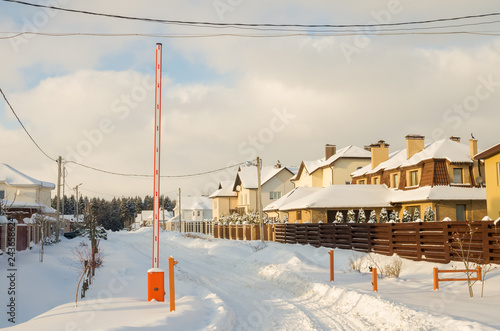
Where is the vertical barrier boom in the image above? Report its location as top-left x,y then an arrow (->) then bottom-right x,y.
148,43 -> 165,302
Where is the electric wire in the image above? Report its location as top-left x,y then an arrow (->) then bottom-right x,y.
0,88 -> 57,162
3,0 -> 500,30
64,160 -> 247,178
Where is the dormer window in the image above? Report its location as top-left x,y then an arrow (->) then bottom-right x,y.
453,168 -> 463,184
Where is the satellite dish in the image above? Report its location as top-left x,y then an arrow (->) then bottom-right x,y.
476,176 -> 485,185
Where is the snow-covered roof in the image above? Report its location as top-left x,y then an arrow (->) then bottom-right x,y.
263,187 -> 322,212
209,181 -> 238,198
391,186 -> 486,203
474,142 -> 500,160
352,139 -> 473,177
234,165 -> 294,190
297,145 -> 371,178
0,163 -> 55,189
276,185 -> 486,211
177,196 -> 212,211
138,210 -> 173,221
2,200 -> 56,213
279,185 -> 394,211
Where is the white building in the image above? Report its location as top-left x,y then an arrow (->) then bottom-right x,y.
174,196 -> 212,221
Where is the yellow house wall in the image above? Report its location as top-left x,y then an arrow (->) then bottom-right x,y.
435,200 -> 486,221
293,168 -> 313,188
484,154 -> 500,219
331,158 -> 370,186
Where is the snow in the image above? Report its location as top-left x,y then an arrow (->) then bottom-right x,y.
300,145 -> 371,176
0,163 -> 55,189
1,228 -> 500,330
208,181 -> 237,198
263,187 -> 322,212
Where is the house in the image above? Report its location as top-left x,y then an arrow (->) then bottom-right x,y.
134,209 -> 173,228
292,144 -> 371,188
209,181 -> 238,221
232,164 -> 296,215
474,142 -> 500,219
174,196 -> 212,221
0,163 -> 56,222
351,135 -> 486,221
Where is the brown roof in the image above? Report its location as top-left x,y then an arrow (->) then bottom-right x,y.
474,143 -> 500,160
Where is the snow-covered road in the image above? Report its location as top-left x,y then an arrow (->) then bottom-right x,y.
2,228 -> 499,330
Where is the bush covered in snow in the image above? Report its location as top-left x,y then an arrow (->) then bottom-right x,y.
368,210 -> 377,223
358,208 -> 366,223
335,211 -> 344,223
347,209 -> 355,223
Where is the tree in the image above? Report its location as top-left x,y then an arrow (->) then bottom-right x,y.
347,209 -> 355,223
368,210 -> 377,223
413,208 -> 421,222
335,211 -> 344,223
390,210 -> 400,223
402,209 -> 412,223
135,196 -> 143,215
358,208 -> 366,223
379,208 -> 388,223
424,206 -> 435,222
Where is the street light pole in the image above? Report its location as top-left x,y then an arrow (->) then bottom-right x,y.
256,157 -> 264,243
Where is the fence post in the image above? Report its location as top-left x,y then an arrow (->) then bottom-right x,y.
372,267 -> 378,292
169,256 -> 178,312
329,249 -> 334,282
433,267 -> 439,290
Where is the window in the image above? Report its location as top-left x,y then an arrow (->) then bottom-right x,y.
373,177 -> 379,185
297,210 -> 302,221
192,211 -> 196,216
456,204 -> 466,221
269,192 -> 282,200
358,179 -> 365,185
197,211 -> 201,217
345,181 -> 351,185
392,174 -> 399,188
0,190 -> 4,199
410,170 -> 419,186
453,168 -> 463,184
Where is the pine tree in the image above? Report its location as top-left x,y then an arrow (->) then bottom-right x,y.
424,206 -> 435,222
402,209 -> 412,223
390,210 -> 400,223
347,209 -> 355,223
369,210 -> 377,223
379,208 -> 388,223
413,208 -> 421,222
135,196 -> 143,214
335,211 -> 344,223
358,208 -> 366,223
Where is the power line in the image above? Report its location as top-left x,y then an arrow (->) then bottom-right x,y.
3,0 -> 500,30
65,160 -> 247,178
0,88 -> 56,162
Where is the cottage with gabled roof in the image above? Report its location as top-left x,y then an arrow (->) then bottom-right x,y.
292,144 -> 371,188
0,163 -> 55,221
209,181 -> 238,221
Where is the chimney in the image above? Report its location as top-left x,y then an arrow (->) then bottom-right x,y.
325,144 -> 336,160
370,140 -> 390,169
406,134 -> 425,159
275,160 -> 282,169
449,136 -> 461,143
469,139 -> 478,159
363,145 -> 371,152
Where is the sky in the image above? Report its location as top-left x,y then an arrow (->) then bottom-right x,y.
1,0 -> 500,200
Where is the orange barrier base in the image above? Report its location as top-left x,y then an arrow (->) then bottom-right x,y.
147,269 -> 165,302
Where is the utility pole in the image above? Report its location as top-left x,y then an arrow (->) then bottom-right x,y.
178,188 -> 182,232
56,156 -> 62,242
257,157 -> 264,243
75,184 -> 80,227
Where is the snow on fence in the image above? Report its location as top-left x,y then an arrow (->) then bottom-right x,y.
273,221 -> 500,264
166,220 -> 214,236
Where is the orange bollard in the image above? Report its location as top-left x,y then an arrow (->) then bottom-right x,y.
147,269 -> 165,302
329,250 -> 334,282
433,267 -> 439,290
169,256 -> 178,312
477,266 -> 482,282
372,267 -> 378,292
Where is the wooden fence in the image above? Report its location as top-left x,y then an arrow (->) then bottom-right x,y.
274,221 -> 500,264
0,222 -> 49,252
213,223 -> 275,241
